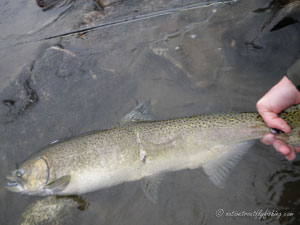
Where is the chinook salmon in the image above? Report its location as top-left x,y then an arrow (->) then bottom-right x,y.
6,102 -> 300,202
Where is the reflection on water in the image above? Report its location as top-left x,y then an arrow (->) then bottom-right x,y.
0,0 -> 299,225
260,161 -> 300,225
20,195 -> 87,225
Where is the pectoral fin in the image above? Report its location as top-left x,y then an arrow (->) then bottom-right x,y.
140,174 -> 163,203
45,175 -> 71,193
202,141 -> 253,188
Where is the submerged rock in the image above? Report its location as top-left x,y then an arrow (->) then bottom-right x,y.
36,0 -> 74,11
248,0 -> 300,48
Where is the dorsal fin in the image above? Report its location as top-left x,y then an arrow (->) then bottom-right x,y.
120,100 -> 154,124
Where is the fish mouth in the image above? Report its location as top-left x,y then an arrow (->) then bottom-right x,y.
5,175 -> 24,193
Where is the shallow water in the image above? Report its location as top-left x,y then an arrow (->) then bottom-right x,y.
0,0 -> 299,225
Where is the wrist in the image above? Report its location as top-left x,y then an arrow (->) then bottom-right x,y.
283,76 -> 300,104
275,76 -> 300,106
286,59 -> 300,87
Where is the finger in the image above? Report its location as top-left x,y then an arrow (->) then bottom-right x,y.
287,144 -> 300,154
273,139 -> 291,155
293,146 -> 300,153
288,145 -> 300,159
285,151 -> 296,161
259,111 -> 291,133
260,133 -> 275,145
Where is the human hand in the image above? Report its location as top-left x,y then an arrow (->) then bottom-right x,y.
257,76 -> 300,160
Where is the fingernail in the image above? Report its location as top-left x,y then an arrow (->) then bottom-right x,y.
270,128 -> 284,134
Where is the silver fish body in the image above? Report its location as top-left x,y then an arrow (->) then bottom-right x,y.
6,104 -> 300,201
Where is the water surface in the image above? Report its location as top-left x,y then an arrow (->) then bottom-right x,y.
0,0 -> 299,224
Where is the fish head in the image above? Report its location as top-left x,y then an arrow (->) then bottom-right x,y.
6,157 -> 49,195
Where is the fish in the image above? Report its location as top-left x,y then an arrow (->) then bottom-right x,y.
6,102 -> 300,203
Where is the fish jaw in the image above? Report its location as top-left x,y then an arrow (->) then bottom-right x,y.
5,174 -> 49,196
6,173 -> 25,193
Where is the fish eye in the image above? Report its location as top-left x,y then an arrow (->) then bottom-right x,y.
16,169 -> 25,178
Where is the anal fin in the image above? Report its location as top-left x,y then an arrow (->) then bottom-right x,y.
202,141 -> 254,188
140,174 -> 164,203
